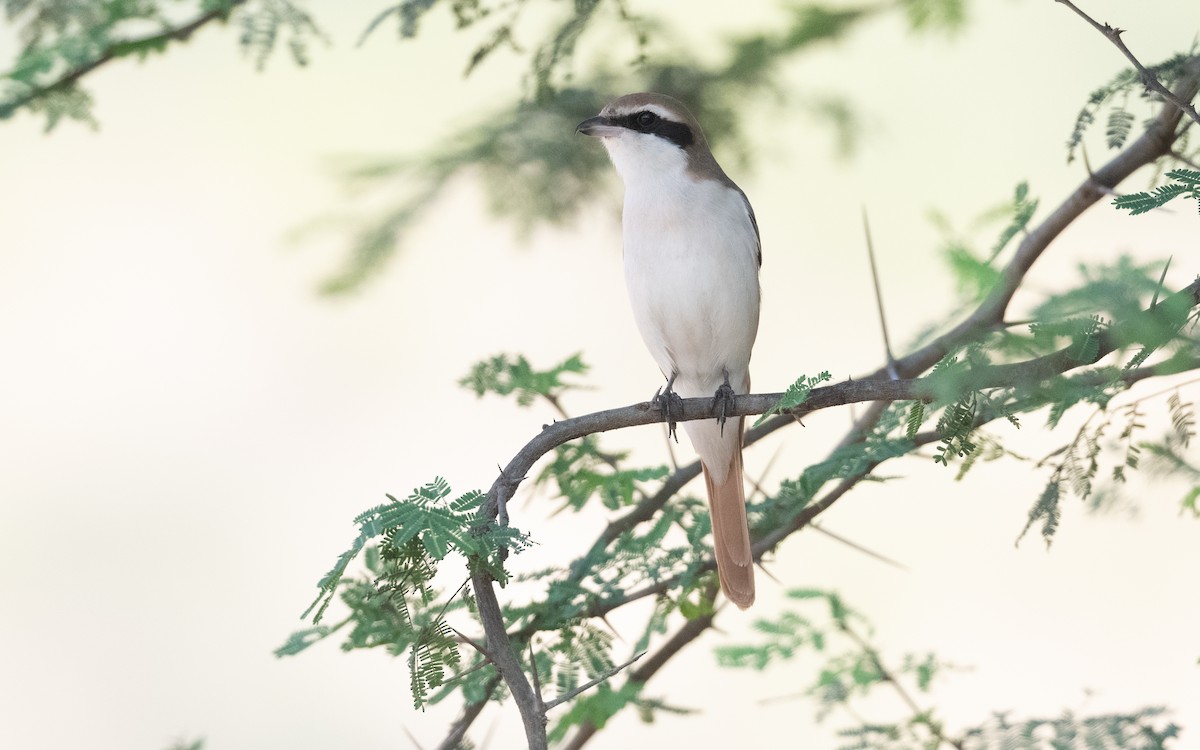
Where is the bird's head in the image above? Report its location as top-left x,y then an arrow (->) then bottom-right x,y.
576,92 -> 713,184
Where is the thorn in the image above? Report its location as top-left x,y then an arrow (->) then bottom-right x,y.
754,559 -> 782,584
401,725 -> 427,750
450,626 -> 497,663
1151,256 -> 1172,309
809,522 -> 910,571
862,207 -> 900,379
527,640 -> 544,708
597,614 -> 624,642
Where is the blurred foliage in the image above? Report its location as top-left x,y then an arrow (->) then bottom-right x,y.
719,589 -> 1180,750
309,0 -> 967,293
459,351 -> 588,407
0,0 -> 325,128
1067,52 -> 1199,163
1,0 -> 971,292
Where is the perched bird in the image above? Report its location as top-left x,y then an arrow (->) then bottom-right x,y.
577,92 -> 761,609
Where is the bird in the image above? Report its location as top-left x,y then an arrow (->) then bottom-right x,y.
577,92 -> 761,609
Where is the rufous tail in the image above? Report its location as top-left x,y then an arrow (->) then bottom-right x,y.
701,419 -> 755,609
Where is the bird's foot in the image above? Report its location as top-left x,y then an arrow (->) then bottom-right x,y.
712,376 -> 736,436
652,375 -> 683,442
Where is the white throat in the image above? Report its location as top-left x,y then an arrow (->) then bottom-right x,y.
600,131 -> 691,189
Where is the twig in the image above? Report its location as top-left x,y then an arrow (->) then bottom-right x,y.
435,675 -> 502,750
543,651 -> 647,711
871,61 -> 1200,383
561,605 -> 717,750
0,1 -> 248,119
839,620 -> 964,750
484,278 -> 1200,526
1172,150 -> 1200,170
1053,1 -> 1200,127
747,454 -> 908,569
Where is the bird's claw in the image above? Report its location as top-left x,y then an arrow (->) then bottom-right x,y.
652,384 -> 683,443
712,381 -> 736,436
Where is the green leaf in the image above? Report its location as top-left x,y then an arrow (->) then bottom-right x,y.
755,371 -> 832,425
460,352 -> 588,406
1017,476 -> 1062,547
1181,486 -> 1200,518
905,400 -> 925,440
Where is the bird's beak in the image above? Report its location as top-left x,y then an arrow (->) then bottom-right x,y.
576,115 -> 623,137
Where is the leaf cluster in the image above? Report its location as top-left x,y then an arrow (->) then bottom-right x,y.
718,589 -> 957,742
0,0 -> 325,130
1114,169 -> 1200,216
953,708 -> 1179,750
719,588 -> 1180,750
931,182 -> 1039,304
1066,52 -> 1200,164
279,477 -> 530,709
459,352 -> 587,407
756,370 -> 832,425
1020,385 -> 1200,546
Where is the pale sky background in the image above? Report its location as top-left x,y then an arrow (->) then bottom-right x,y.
2,1 -> 1199,749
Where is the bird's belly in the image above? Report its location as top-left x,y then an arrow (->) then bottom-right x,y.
622,220 -> 759,397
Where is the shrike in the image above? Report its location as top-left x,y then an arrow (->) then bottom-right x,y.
577,92 -> 761,609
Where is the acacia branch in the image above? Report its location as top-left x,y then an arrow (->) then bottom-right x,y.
466,59 -> 1200,750
469,568 -> 547,750
543,651 -> 647,711
435,674 -> 502,750
0,1 -> 247,120
871,57 -> 1200,383
1053,0 -> 1200,127
487,278 -> 1199,531
562,604 -> 718,750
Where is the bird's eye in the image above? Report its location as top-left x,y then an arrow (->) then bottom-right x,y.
635,111 -> 658,129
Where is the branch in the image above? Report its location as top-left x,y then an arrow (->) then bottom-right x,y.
469,568 -> 547,750
0,1 -> 247,120
557,282 -> 1200,621
466,63 -> 1200,750
543,650 -> 647,711
561,606 -> 718,750
496,278 -> 1200,524
875,58 -> 1200,382
838,620 -> 964,750
435,674 -> 502,750
1053,0 -> 1200,127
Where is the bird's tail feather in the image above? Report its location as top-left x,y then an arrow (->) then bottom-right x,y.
701,421 -> 755,609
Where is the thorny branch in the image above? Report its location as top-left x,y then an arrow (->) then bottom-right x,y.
1053,0 -> 1200,127
462,63 -> 1200,749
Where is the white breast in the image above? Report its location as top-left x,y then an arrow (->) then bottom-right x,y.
602,130 -> 761,484
620,168 -> 760,399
